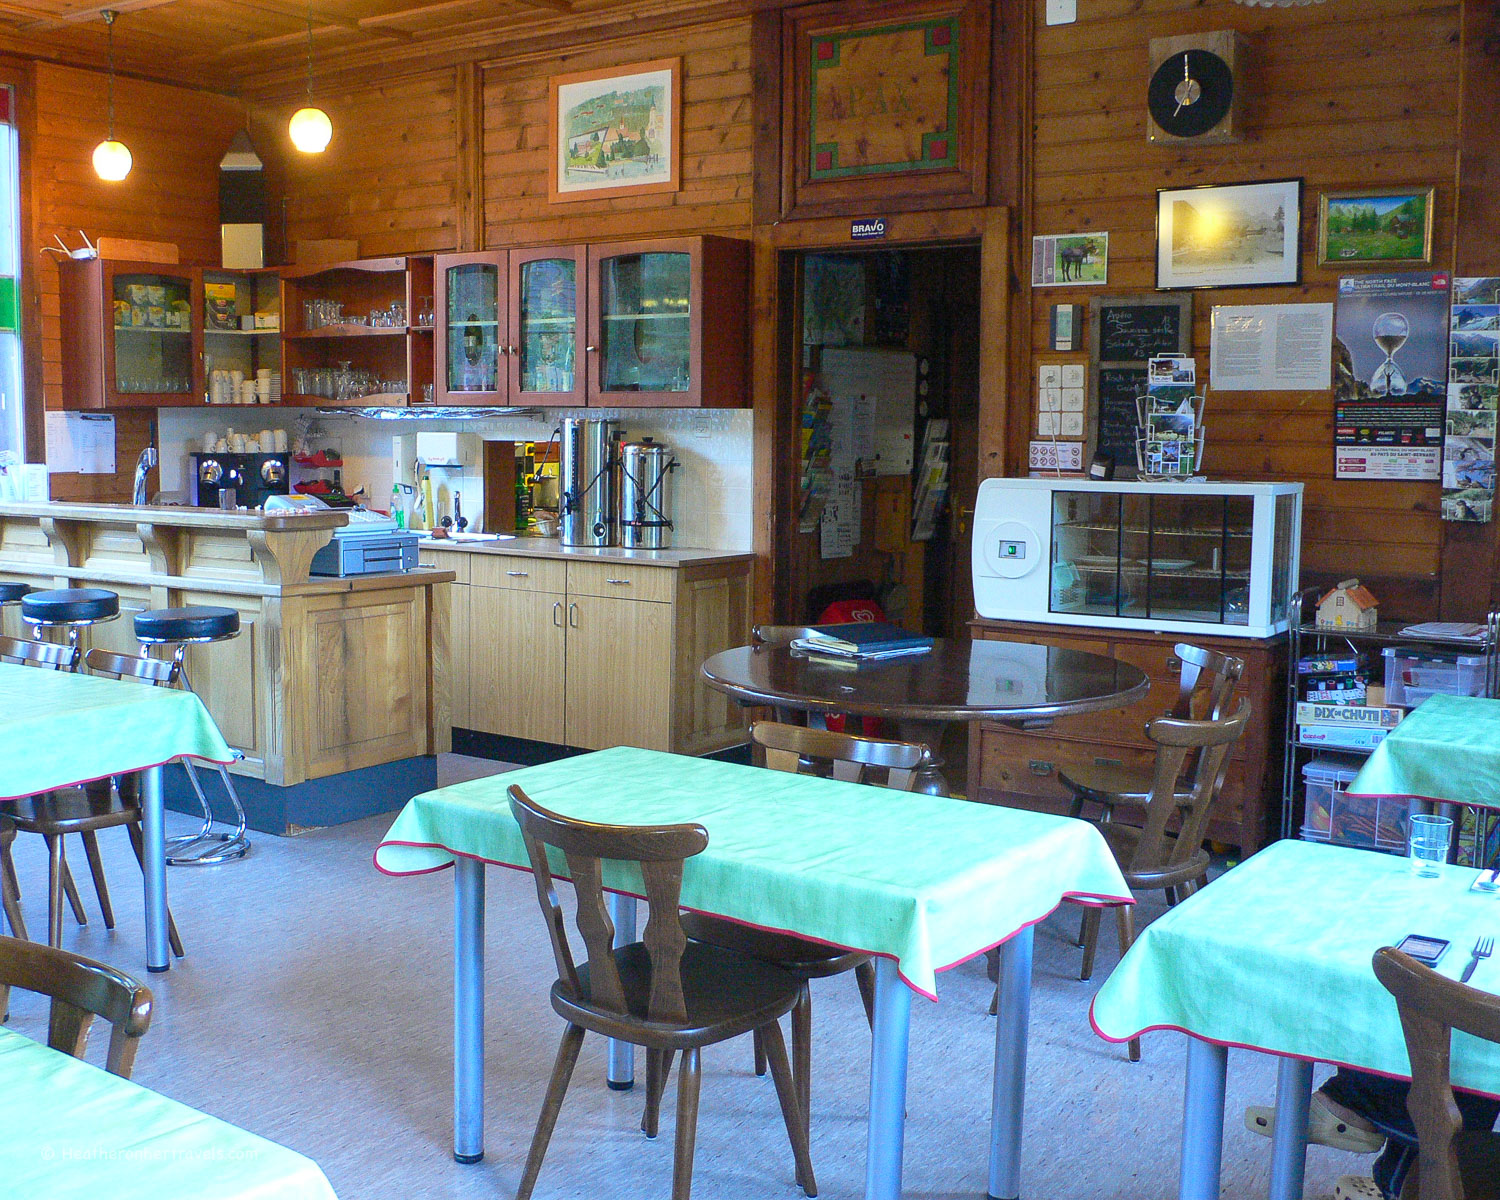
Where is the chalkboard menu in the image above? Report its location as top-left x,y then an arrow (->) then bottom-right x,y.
1087,294 -> 1193,477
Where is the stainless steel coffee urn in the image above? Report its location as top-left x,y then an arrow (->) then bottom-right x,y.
619,438 -> 677,549
559,417 -> 618,547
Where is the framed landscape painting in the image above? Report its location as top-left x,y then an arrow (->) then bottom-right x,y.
1156,178 -> 1303,290
549,58 -> 680,203
1317,187 -> 1434,267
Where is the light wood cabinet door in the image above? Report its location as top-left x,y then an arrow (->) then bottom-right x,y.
469,586 -> 566,743
564,595 -> 673,751
448,581 -> 472,730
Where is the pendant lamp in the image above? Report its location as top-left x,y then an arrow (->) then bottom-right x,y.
92,11 -> 132,182
288,6 -> 332,153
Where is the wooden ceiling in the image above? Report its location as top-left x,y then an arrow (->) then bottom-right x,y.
0,0 -> 758,96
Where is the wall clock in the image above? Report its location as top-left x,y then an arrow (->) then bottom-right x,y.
1147,30 -> 1248,145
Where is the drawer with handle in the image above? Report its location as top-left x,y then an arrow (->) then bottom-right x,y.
565,560 -> 673,604
469,554 -> 566,593
976,727 -> 1156,804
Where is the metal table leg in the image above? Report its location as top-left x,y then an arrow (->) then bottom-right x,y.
139,765 -> 170,973
988,925 -> 1034,1200
1179,1038 -> 1227,1200
865,956 -> 913,1200
1269,1057 -> 1313,1200
454,856 -> 485,1164
606,893 -> 637,1090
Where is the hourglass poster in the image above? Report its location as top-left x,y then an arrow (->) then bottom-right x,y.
1332,271 -> 1452,483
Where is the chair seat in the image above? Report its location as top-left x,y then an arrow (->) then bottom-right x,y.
134,605 -> 240,643
1095,821 -> 1210,891
680,911 -> 871,979
552,940 -> 802,1051
1058,761 -> 1154,803
0,582 -> 32,604
1,783 -> 137,835
21,588 -> 118,625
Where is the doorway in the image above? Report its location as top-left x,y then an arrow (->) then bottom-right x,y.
782,243 -> 981,640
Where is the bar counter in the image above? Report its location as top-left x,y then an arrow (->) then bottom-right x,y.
0,502 -> 454,830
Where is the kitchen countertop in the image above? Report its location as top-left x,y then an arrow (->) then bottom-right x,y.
416,536 -> 752,568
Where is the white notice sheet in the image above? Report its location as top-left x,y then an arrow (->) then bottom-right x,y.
1209,303 -> 1334,391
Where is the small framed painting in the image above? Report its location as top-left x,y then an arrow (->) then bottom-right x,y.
1317,187 -> 1435,267
1156,178 -> 1303,291
549,58 -> 681,203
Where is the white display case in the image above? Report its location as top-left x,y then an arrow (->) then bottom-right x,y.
972,478 -> 1303,638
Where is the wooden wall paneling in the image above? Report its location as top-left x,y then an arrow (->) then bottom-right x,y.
1024,0 -> 1463,609
454,60 -> 483,253
750,7 -> 782,228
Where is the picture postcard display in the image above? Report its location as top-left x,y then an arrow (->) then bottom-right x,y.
1137,356 -> 1204,478
1332,272 -> 1451,483
1443,277 -> 1500,522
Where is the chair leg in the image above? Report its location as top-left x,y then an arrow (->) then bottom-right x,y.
0,845 -> 24,942
79,832 -> 115,930
61,858 -> 87,926
643,1047 -> 676,1139
854,960 -> 876,1028
791,990 -> 812,1188
126,824 -> 184,958
761,1018 -> 818,1197
1116,906 -> 1140,1062
1078,906 -> 1104,981
516,1023 -> 586,1200
671,1046 -> 703,1200
752,1026 -> 767,1077
0,839 -> 20,903
44,834 -> 65,947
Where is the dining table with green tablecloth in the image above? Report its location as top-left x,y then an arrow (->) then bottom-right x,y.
1345,692 -> 1500,811
0,662 -> 233,971
1091,838 -> 1500,1200
0,1025 -> 338,1199
376,745 -> 1133,1200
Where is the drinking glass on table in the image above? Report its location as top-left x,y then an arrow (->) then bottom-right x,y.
1409,813 -> 1453,878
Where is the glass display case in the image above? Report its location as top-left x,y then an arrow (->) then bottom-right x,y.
509,246 -> 586,406
202,268 -> 280,403
594,248 -> 692,396
435,253 -> 501,403
972,479 -> 1303,638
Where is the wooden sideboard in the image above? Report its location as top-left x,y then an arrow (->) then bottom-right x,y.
967,618 -> 1288,853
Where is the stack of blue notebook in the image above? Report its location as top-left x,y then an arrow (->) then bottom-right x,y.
789,622 -> 934,661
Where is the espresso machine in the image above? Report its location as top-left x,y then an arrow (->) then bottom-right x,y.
191,452 -> 290,508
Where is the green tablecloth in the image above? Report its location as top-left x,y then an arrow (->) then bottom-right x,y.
0,1027 -> 337,1199
1347,693 -> 1500,811
376,746 -> 1131,999
0,662 -> 232,800
1091,838 -> 1500,1093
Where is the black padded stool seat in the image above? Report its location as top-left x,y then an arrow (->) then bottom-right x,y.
0,581 -> 32,604
22,588 -> 118,624
134,606 -> 240,643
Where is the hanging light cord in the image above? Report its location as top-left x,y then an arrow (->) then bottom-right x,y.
103,10 -> 117,139
304,6 -> 314,103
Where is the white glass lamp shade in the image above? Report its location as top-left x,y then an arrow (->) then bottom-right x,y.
92,138 -> 132,181
288,106 -> 332,154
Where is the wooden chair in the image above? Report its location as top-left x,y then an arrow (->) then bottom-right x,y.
1373,946 -> 1500,1200
0,817 -> 24,942
508,785 -> 816,1200
0,648 -> 185,956
0,933 -> 153,1077
1076,698 -> 1251,1060
1061,642 -> 1245,824
680,720 -> 930,1162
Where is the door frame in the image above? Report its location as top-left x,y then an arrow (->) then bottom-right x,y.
749,205 -> 1011,623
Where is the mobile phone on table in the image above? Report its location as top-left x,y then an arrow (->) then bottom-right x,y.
1396,934 -> 1450,966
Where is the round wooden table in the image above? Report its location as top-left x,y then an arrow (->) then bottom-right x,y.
701,637 -> 1152,794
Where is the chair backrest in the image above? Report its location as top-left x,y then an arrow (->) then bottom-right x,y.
1373,946 -> 1500,1200
0,934 -> 153,1078
1167,643 -> 1246,721
0,635 -> 79,671
508,784 -> 707,1025
84,648 -> 178,686
749,720 -> 932,791
751,624 -> 818,647
1128,698 -> 1252,875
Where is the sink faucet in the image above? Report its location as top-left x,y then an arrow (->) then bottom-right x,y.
133,446 -> 158,505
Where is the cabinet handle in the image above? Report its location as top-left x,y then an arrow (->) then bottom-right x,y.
568,602 -> 578,628
585,345 -> 597,353
552,600 -> 562,628
604,577 -> 631,586
506,570 -> 528,577
1028,760 -> 1054,776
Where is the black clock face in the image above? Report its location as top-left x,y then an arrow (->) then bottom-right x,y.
1148,49 -> 1234,138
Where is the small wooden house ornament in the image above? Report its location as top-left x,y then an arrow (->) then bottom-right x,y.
1316,578 -> 1379,631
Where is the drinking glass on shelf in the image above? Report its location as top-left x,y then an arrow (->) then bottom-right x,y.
303,299 -> 318,331
418,297 -> 434,327
1409,813 -> 1453,878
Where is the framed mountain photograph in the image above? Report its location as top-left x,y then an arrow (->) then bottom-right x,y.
1318,187 -> 1435,267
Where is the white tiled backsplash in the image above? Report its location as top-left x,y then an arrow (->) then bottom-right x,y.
156,407 -> 755,552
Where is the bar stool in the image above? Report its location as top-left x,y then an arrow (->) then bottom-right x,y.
134,606 -> 251,865
21,588 -> 119,655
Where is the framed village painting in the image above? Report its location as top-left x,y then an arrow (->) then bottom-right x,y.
549,58 -> 681,203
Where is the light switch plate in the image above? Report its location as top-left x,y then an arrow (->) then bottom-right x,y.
1037,411 -> 1060,436
1046,0 -> 1076,25
1038,364 -> 1062,387
1061,387 -> 1085,412
1061,364 -> 1085,388
1039,388 -> 1063,412
1061,411 -> 1085,437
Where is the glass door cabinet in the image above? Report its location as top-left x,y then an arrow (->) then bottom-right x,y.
508,246 -> 587,407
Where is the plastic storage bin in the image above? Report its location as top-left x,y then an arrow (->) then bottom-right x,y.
1382,647 -> 1487,708
1301,755 -> 1410,853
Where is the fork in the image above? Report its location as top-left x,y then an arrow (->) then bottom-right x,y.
1461,935 -> 1494,983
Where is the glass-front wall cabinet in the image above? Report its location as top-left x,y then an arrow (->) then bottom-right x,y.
111,271 -> 195,399
593,249 -> 692,400
436,255 -> 501,403
510,247 -> 585,405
